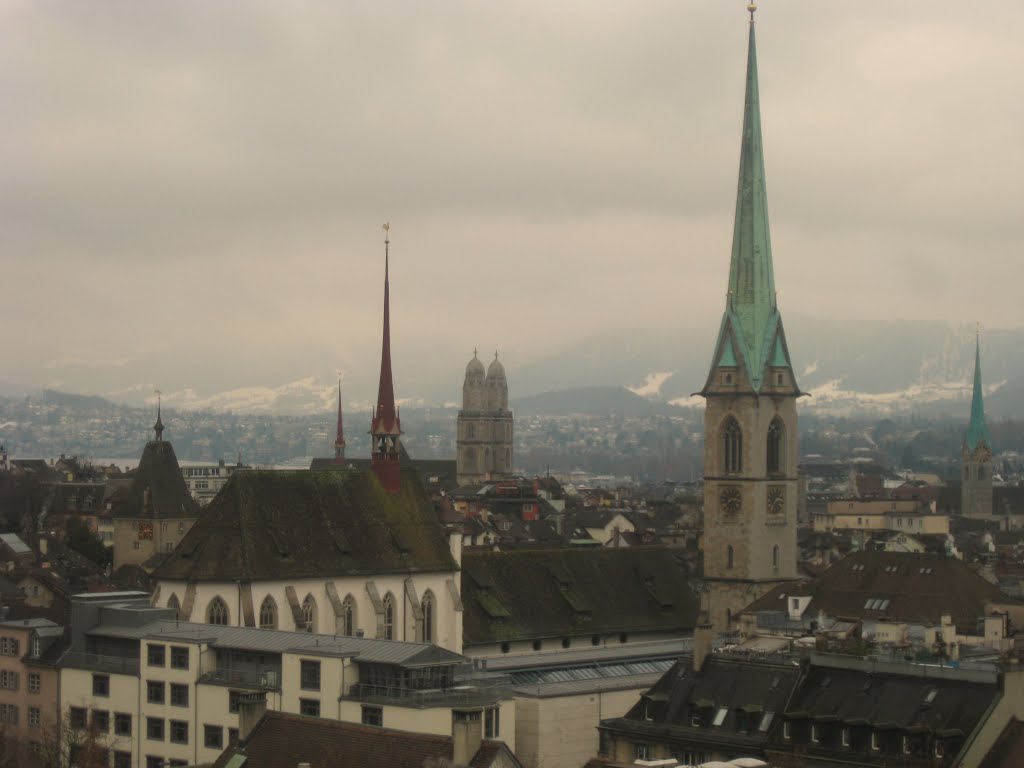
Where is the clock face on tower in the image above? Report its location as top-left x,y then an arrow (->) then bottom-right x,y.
767,485 -> 785,515
720,486 -> 742,518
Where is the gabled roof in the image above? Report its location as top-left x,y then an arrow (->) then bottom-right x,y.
461,548 -> 699,646
111,440 -> 199,520
743,551 -> 1015,628
211,711 -> 522,768
154,466 -> 457,582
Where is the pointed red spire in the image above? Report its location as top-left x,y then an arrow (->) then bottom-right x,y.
334,378 -> 347,464
370,223 -> 402,492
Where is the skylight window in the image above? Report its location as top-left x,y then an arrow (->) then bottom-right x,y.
712,708 -> 728,727
759,712 -> 774,732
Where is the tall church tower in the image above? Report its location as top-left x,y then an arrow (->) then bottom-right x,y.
457,351 -> 514,486
700,5 -> 800,630
370,224 -> 402,493
962,332 -> 993,518
333,379 -> 347,466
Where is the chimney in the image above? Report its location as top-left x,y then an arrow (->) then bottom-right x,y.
237,692 -> 267,742
452,709 -> 483,766
693,623 -> 714,672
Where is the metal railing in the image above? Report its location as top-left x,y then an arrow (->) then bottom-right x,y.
62,651 -> 139,675
198,667 -> 282,690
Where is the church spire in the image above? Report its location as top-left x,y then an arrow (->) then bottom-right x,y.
965,329 -> 992,452
370,223 -> 402,492
334,377 -> 346,464
153,390 -> 164,442
703,4 -> 794,394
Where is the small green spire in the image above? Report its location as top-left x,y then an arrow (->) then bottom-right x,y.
965,332 -> 992,452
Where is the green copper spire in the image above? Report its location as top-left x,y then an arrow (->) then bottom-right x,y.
704,7 -> 794,393
965,332 -> 992,452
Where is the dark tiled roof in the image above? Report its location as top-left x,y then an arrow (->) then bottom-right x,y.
979,717 -> 1024,768
154,467 -> 458,581
743,551 -> 1015,628
211,711 -> 517,768
461,548 -> 699,645
601,657 -> 800,754
111,440 -> 199,520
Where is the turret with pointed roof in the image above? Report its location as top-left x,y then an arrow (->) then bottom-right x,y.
333,379 -> 347,465
962,332 -> 993,518
700,6 -> 800,631
370,224 -> 402,493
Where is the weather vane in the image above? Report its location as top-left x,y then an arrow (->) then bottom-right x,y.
383,222 -> 390,244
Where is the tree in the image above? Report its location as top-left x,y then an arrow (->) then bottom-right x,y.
63,518 -> 110,568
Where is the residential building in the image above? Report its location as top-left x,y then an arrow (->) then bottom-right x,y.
180,458 -> 248,506
698,0 -> 799,631
813,498 -> 949,536
59,593 -> 514,768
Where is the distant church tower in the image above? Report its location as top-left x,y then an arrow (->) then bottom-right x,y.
333,379 -> 347,466
457,351 -> 514,486
700,5 -> 800,631
962,332 -> 993,518
370,224 -> 402,493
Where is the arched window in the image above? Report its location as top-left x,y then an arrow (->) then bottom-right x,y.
259,596 -> 277,630
722,417 -> 742,474
421,591 -> 435,644
340,595 -> 356,637
207,597 -> 229,626
726,545 -> 734,570
167,594 -> 180,620
383,593 -> 395,640
772,545 -> 780,569
302,594 -> 317,634
767,418 -> 784,474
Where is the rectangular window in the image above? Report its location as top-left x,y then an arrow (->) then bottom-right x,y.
170,683 -> 189,707
146,717 -> 164,741
0,637 -> 19,656
783,721 -> 791,740
28,673 -> 40,694
204,724 -> 224,749
634,744 -> 649,761
170,646 -> 189,670
170,719 -> 188,745
114,752 -> 132,768
300,698 -> 320,718
229,691 -> 242,714
811,724 -> 819,743
0,670 -> 19,690
300,660 -> 321,691
147,681 -> 165,705
0,704 -> 18,724
92,709 -> 109,734
228,727 -> 239,744
485,707 -> 500,739
146,757 -> 164,768
115,713 -> 132,737
92,674 -> 108,697
871,732 -> 880,751
361,705 -> 382,726
147,644 -> 165,667
28,706 -> 40,727
842,728 -> 850,746
70,707 -> 87,729
712,707 -> 728,727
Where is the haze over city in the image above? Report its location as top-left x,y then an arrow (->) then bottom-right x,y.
3,1 -> 1022,412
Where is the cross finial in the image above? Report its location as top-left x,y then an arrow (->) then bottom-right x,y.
473,347 -> 478,358
382,221 -> 390,244
494,350 -> 499,361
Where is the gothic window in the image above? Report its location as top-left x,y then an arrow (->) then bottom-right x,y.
302,594 -> 317,634
772,545 -> 780,569
722,417 -> 743,474
207,597 -> 229,626
767,418 -> 784,474
726,545 -> 734,570
259,596 -> 277,630
421,591 -> 435,644
167,594 -> 180,619
340,595 -> 356,637
467,424 -> 475,439
383,593 -> 395,640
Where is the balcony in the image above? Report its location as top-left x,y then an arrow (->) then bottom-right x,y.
346,673 -> 508,709
62,651 -> 139,676
199,667 -> 281,691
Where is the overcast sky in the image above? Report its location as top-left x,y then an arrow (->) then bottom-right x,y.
2,1 -> 1022,409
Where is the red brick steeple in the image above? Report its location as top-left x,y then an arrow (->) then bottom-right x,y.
370,223 -> 402,492
333,378 -> 347,465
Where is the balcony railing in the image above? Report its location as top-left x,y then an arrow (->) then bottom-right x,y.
62,651 -> 139,676
199,667 -> 282,690
346,673 -> 508,708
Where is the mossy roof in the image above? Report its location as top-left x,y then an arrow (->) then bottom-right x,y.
461,547 -> 699,645
154,466 -> 457,581
111,440 -> 199,520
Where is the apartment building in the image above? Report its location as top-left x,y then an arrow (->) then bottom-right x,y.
59,594 -> 513,768
0,616 -> 64,765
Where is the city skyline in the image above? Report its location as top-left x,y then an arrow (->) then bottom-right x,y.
3,2 -> 1021,409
